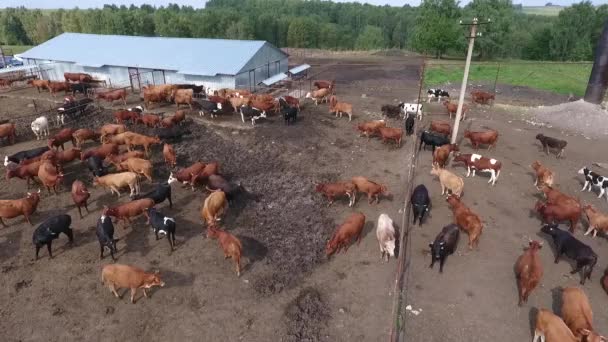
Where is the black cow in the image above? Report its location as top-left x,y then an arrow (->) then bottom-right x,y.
535,133 -> 567,158
411,184 -> 430,226
279,98 -> 297,125
175,84 -> 204,94
240,105 -> 267,126
96,214 -> 118,260
32,214 -> 74,260
427,88 -> 450,102
429,224 -> 459,273
419,130 -> 450,152
541,224 -> 597,285
69,83 -> 93,96
381,104 -> 401,118
4,146 -> 50,166
146,207 -> 176,252
194,99 -> 221,117
154,126 -> 192,141
405,114 -> 415,136
132,182 -> 173,208
86,156 -> 107,177
58,98 -> 93,123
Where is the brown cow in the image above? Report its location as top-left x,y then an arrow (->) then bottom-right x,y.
433,144 -> 459,168
0,190 -> 41,226
138,114 -> 161,128
430,120 -> 451,136
201,191 -> 227,226
446,195 -> 483,249
46,81 -> 70,96
118,158 -> 153,182
72,128 -> 99,148
326,212 -> 366,256
534,200 -> 581,233
163,143 -> 176,168
81,143 -> 120,161
168,161 -> 206,190
64,72 -> 92,83
96,88 -> 127,106
171,88 -> 193,109
104,199 -> 154,227
515,240 -> 543,306
71,180 -> 90,219
94,172 -> 139,197
5,160 -> 42,188
531,161 -> 555,188
534,309 -> 578,342
99,124 -> 126,142
315,181 -> 356,207
443,100 -> 469,120
101,263 -> 165,304
48,128 -> 75,151
356,120 -> 386,138
464,129 -> 499,150
123,132 -> 161,156
351,176 -> 390,204
38,160 -> 64,194
206,225 -> 243,277
0,123 -> 16,145
378,127 -> 403,147
560,287 -> 603,341
27,79 -> 50,93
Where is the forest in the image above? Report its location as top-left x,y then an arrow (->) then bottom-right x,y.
0,0 -> 606,61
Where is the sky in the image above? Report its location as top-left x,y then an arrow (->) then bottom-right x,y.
0,0 -> 606,8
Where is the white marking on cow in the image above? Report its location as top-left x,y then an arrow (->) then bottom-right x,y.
101,215 -> 106,223
158,229 -> 167,236
4,156 -> 9,166
490,158 -> 497,165
163,217 -> 175,225
471,154 -> 482,162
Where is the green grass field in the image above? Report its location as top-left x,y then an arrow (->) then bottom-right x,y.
521,6 -> 563,16
425,61 -> 592,96
1,45 -> 33,55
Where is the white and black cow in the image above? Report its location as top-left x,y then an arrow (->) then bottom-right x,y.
240,105 -> 267,126
400,103 -> 423,120
578,166 -> 608,200
427,89 -> 450,103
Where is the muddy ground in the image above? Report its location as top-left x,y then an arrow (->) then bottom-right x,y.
0,54 -> 422,341
403,101 -> 608,341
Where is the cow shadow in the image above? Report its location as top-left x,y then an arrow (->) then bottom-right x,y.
236,235 -> 268,272
73,224 -> 100,248
551,287 -> 564,316
360,221 -> 376,242
156,269 -> 196,289
528,307 -> 539,338
393,222 -> 402,258
0,229 -> 23,261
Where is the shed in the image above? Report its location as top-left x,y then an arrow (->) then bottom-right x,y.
20,33 -> 289,91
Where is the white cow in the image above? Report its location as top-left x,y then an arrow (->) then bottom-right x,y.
376,213 -> 396,262
30,116 -> 49,140
401,103 -> 423,120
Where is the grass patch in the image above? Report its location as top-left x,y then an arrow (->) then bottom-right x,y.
1,45 -> 34,55
425,61 -> 592,96
521,6 -> 563,16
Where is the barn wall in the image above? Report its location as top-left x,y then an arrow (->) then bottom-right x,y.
165,72 -> 236,90
24,58 -> 131,86
237,43 -> 289,91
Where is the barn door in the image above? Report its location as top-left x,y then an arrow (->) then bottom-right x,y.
128,67 -> 140,92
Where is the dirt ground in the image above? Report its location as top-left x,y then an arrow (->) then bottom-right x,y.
403,101 -> 608,341
0,54 -> 422,341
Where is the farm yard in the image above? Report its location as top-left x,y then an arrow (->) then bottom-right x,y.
0,49 -> 607,342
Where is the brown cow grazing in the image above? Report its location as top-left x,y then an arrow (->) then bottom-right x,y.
64,72 -> 92,83
378,127 -> 404,147
534,309 -> 578,342
201,191 -> 228,226
138,114 -> 161,128
446,195 -> 483,249
582,204 -> 608,237
356,120 -> 386,139
305,88 -> 331,105
0,123 -> 16,145
104,199 -> 154,227
315,181 -> 356,207
123,132 -> 161,156
113,110 -> 140,124
27,79 -> 50,93
38,160 -> 64,194
96,88 -> 127,106
351,176 -> 390,205
81,143 -> 119,161
433,144 -> 459,168
0,190 -> 41,226
5,160 -> 42,188
99,124 -> 126,142
471,90 -> 495,105
430,120 -> 451,136
167,161 -> 206,190
452,153 -> 502,186
515,240 -> 543,306
93,172 -> 140,197
464,129 -> 499,150
561,287 -> 605,341
328,95 -> 353,121
118,158 -> 153,182
163,143 -> 177,168
102,131 -> 130,146
48,128 -> 75,151
443,100 -> 469,120
171,88 -> 194,109
46,81 -> 70,96
72,128 -> 99,148
531,161 -> 555,188
326,212 -> 366,256
207,225 -> 243,277
192,161 -> 219,186
101,264 -> 165,304
71,180 -> 90,219
535,200 -> 581,233
105,151 -> 146,167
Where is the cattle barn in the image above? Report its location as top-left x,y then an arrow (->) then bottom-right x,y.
19,33 -> 289,91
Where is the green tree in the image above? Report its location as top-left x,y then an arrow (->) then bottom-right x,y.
287,18 -> 318,48
464,0 -> 515,59
391,20 -> 408,49
355,25 -> 386,49
0,12 -> 30,45
549,1 -> 596,60
411,0 -> 462,58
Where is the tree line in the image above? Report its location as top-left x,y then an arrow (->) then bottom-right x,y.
0,0 -> 606,61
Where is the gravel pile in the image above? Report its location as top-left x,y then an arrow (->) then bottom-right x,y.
531,99 -> 608,138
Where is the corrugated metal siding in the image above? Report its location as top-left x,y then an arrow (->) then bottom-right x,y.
24,59 -> 131,86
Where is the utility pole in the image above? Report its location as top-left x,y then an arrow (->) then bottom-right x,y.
450,17 -> 491,144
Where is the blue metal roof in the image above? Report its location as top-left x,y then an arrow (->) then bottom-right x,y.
259,73 -> 287,86
20,33 -> 285,76
289,64 -> 310,74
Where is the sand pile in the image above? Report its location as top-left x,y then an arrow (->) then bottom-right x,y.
531,99 -> 608,138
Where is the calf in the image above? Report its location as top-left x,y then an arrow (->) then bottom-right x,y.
464,129 -> 499,150
410,184 -> 430,226
433,144 -> 459,168
206,225 -> 243,277
351,176 -> 389,204
201,191 -> 228,226
93,172 -> 140,197
430,164 -> 464,197
429,224 -> 459,273
446,195 -> 483,249
376,213 -> 396,262
452,153 -> 502,186
87,156 -> 108,177
443,100 -> 469,120
0,123 -> 16,145
101,264 -> 165,304
32,214 -> 74,260
419,130 -> 450,152
31,116 -> 49,140
582,204 -> 608,237
132,182 -> 173,208
163,143 -> 177,168
357,120 -> 386,139
71,180 -> 90,219
326,212 -> 366,257
404,114 -> 415,136
145,207 -> 176,252
5,146 -> 49,166
104,198 -> 155,227
531,161 -> 555,188
561,287 -> 603,341
96,214 -> 119,260
315,181 -> 356,207
534,309 -> 578,342
535,200 -> 581,233
578,166 -> 608,200
515,240 -> 543,305
0,191 -> 41,227
378,127 -> 404,147
536,133 -> 567,158
328,96 -> 353,121
540,224 -> 597,285
430,120 -> 451,136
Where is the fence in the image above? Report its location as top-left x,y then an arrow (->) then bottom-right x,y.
423,60 -> 594,105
